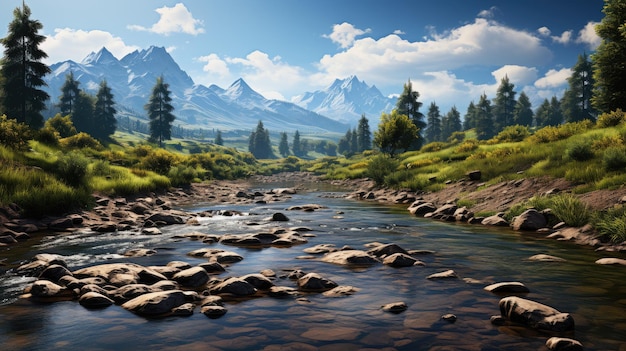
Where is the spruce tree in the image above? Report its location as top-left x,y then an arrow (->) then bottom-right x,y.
474,94 -> 494,140
248,120 -> 272,159
278,132 -> 289,157
0,4 -> 51,129
561,53 -> 596,122
58,72 -> 81,116
356,114 -> 372,152
425,102 -> 442,142
395,79 -> 425,149
215,130 -> 223,145
145,76 -> 175,147
292,130 -> 302,156
492,75 -> 516,133
512,92 -> 534,126
93,80 -> 117,140
72,92 -> 95,135
463,102 -> 477,130
441,106 -> 461,141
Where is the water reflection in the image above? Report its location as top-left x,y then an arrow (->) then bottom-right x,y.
0,184 -> 625,350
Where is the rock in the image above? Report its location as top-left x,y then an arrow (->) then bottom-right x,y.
382,253 -> 423,267
141,227 -> 162,235
528,254 -> 567,262
91,222 -> 117,233
441,314 -> 457,323
210,277 -> 257,296
171,303 -> 195,316
28,280 -> 74,299
381,301 -> 407,313
546,337 -> 583,351
172,267 -> 210,288
112,284 -> 154,303
484,281 -> 530,294
286,204 -> 326,211
498,296 -> 575,332
297,273 -> 338,292
201,305 -> 227,318
79,292 -> 114,308
123,248 -> 157,257
409,202 -> 437,216
427,269 -> 458,279
38,264 -> 73,283
72,263 -> 166,286
48,217 -> 75,231
322,285 -> 360,297
481,214 -> 509,226
268,286 -> 299,298
271,188 -> 296,195
197,262 -> 226,274
512,209 -> 548,231
303,244 -> 337,254
269,212 -> 289,221
467,170 -> 481,181
367,243 -> 409,257
432,203 -> 458,217
595,257 -> 626,265
321,250 -> 378,266
145,213 -> 184,225
122,290 -> 187,317
240,273 -> 274,290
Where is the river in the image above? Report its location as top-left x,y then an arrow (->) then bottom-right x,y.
0,180 -> 625,350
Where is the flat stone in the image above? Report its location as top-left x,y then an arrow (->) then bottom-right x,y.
484,281 -> 530,294
121,290 -> 187,317
79,292 -> 114,308
381,301 -> 408,313
427,269 -> 458,279
595,257 -> 626,266
546,337 -> 583,351
528,254 -> 567,262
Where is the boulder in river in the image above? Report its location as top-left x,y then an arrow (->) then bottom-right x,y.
545,337 -> 583,351
321,250 -> 378,266
512,209 -> 548,231
382,253 -> 424,267
79,292 -> 114,308
484,281 -> 530,294
297,273 -> 338,292
121,290 -> 187,317
497,296 -> 575,333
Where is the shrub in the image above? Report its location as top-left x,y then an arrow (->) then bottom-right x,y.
447,131 -> 465,144
602,146 -> 626,171
366,154 -> 398,186
45,114 -> 77,137
596,109 -> 625,128
530,120 -> 594,143
421,142 -> 447,152
141,149 -> 179,175
55,152 -> 89,187
454,139 -> 479,153
593,205 -> 626,243
494,125 -> 530,142
60,132 -> 103,150
592,134 -> 623,151
35,127 -> 60,146
565,165 -> 602,184
565,139 -> 594,161
0,114 -> 32,151
168,165 -> 199,187
550,193 -> 591,227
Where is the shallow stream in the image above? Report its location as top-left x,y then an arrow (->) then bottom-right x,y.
1,181 -> 625,350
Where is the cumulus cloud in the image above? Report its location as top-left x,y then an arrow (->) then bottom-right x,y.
41,28 -> 139,64
576,21 -> 601,50
197,53 -> 231,79
492,65 -> 539,86
128,3 -> 204,36
536,26 -> 573,44
534,68 -> 571,89
323,22 -> 371,49
478,6 -> 498,19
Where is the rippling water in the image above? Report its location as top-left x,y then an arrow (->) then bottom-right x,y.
1,181 -> 625,350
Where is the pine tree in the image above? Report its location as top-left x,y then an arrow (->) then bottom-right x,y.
512,92 -> 534,126
72,92 -> 95,135
215,130 -> 223,145
292,130 -> 302,156
561,53 -> 596,122
145,76 -> 175,147
276,132 -> 287,157
395,79 -> 425,149
463,102 -> 477,130
356,114 -> 372,151
474,94 -> 494,140
535,97 -> 563,127
58,72 -> 81,116
350,127 -> 358,153
441,106 -> 461,141
592,0 -> 626,113
0,4 -> 51,129
425,102 -> 442,142
92,80 -> 116,140
492,75 -> 516,133
248,120 -> 272,159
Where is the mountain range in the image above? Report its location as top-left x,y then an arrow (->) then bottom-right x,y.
44,46 -> 395,134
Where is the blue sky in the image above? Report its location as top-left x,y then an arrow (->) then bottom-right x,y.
0,0 -> 604,115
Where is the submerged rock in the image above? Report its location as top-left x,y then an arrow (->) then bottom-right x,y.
297,273 -> 338,292
381,301 -> 407,313
498,296 -> 575,332
484,281 -> 530,294
321,250 -> 378,266
121,290 -> 187,317
546,337 -> 583,351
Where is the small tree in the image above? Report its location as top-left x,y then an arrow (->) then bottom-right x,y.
356,114 -> 372,151
145,76 -> 175,147
292,130 -> 303,156
425,102 -> 442,142
248,120 -> 272,159
474,94 -> 494,140
374,110 -> 418,157
278,132 -> 289,157
492,75 -> 516,133
72,92 -> 95,135
58,72 -> 81,116
395,79 -> 425,149
561,53 -> 596,122
92,80 -> 117,140
513,92 -> 534,127
215,129 -> 223,145
441,106 -> 461,141
0,4 -> 51,129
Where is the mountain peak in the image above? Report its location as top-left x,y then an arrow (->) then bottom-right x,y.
223,78 -> 265,103
81,47 -> 117,65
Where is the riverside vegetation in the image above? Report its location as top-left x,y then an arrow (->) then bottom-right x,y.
2,108 -> 626,246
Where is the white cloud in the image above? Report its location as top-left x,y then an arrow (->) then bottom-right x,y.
393,29 -> 405,35
492,65 -> 539,86
323,22 -> 371,49
198,53 -> 231,79
537,26 -> 551,37
317,18 -> 552,88
41,28 -> 139,64
128,3 -> 204,36
551,30 -> 573,44
478,6 -> 498,19
577,21 -> 601,50
534,68 -> 571,89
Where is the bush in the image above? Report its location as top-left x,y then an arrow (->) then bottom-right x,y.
421,142 -> 447,153
55,152 -> 89,187
0,114 -> 32,151
35,126 -> 60,146
168,165 -> 199,187
366,154 -> 398,186
593,205 -> 626,243
530,120 -> 594,143
45,114 -> 77,138
592,134 -> 623,151
454,139 -> 479,153
550,193 -> 591,227
141,149 -> 179,175
494,125 -> 530,142
60,132 -> 103,150
447,131 -> 465,144
596,109 -> 625,128
565,139 -> 594,161
602,146 -> 626,171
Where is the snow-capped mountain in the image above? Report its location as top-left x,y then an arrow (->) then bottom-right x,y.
44,46 -> 348,134
292,75 -> 396,126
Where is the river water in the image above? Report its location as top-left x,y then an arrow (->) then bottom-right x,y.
0,181 -> 625,351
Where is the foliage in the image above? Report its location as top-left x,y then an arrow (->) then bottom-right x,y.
145,76 -> 175,147
54,151 -> 89,187
441,106 -> 462,141
356,115 -> 372,151
530,120 -> 594,143
592,205 -> 626,243
141,148 -> 179,175
512,92 -> 534,127
292,130 -> 304,157
395,79 -> 425,150
592,0 -> 626,113
45,114 -> 77,138
35,126 -> 60,146
92,80 -> 117,140
374,110 -> 418,156
492,75 -> 516,133
0,4 -> 50,129
60,132 -> 103,150
493,125 -> 530,143
215,130 -> 224,146
248,120 -> 273,159
278,132 -> 289,157
561,54 -> 596,122
366,154 -> 398,186
0,114 -> 32,150
57,72 -> 81,115
168,164 -> 199,187
596,109 -> 626,127
421,142 -> 447,153
425,102 -> 442,142
454,139 -> 479,153
505,194 -> 590,227
474,94 -> 494,140
602,146 -> 626,171
565,139 -> 594,161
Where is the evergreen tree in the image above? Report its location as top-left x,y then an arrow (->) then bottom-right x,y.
512,92 -> 534,126
441,106 -> 462,141
561,53 -> 596,122
425,102 -> 442,142
326,142 -> 337,156
350,127 -> 358,153
492,75 -> 516,133
215,129 -> 223,145
278,132 -> 289,157
395,79 -> 425,149
356,114 -> 372,151
58,72 -> 81,116
474,94 -> 494,140
0,4 -> 51,129
292,130 -> 302,156
337,129 -> 353,155
92,80 -> 116,140
72,92 -> 95,135
535,97 -> 563,127
145,76 -> 175,147
373,110 -> 418,157
463,102 -> 477,130
592,0 -> 626,113
248,120 -> 272,159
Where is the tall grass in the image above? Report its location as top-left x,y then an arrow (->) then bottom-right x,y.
505,194 -> 590,227
593,205 -> 626,243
